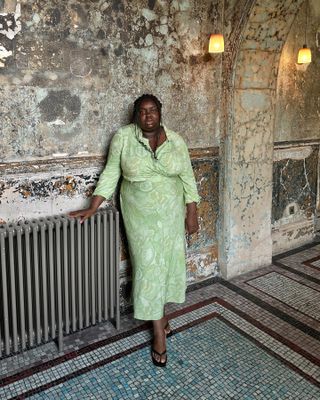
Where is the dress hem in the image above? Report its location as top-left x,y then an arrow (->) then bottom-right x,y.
133,297 -> 185,321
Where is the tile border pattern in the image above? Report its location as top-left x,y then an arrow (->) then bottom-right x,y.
220,280 -> 320,341
2,296 -> 320,399
272,240 -> 320,262
303,255 -> 320,272
246,270 -> 320,294
245,271 -> 320,322
2,241 -> 320,399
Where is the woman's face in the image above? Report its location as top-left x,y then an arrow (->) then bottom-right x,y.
138,99 -> 160,132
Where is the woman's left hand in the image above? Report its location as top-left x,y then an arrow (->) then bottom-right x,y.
185,202 -> 199,234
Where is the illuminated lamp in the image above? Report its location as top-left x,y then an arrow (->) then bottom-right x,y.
208,34 -> 224,53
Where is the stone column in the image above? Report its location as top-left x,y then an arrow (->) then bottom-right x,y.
218,0 -> 304,279
219,84 -> 275,279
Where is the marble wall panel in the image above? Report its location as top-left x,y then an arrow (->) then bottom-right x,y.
272,146 -> 318,223
272,145 -> 318,253
187,155 -> 219,251
186,245 -> 218,282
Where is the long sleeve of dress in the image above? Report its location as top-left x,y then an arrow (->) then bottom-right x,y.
93,131 -> 123,200
178,140 -> 200,205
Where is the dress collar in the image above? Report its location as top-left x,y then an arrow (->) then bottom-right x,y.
134,124 -> 172,143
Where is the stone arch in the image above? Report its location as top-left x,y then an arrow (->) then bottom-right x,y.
219,0 -> 305,279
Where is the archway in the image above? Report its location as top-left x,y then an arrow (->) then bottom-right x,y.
219,0 -> 305,279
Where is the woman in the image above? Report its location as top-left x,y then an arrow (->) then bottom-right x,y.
70,94 -> 200,367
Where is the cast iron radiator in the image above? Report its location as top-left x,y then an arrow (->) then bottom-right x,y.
0,208 -> 120,358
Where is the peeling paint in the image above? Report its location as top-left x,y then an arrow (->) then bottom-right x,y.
0,2 -> 21,39
0,45 -> 11,66
0,1 -> 21,66
186,246 -> 218,282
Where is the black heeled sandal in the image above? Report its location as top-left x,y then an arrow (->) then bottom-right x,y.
151,348 -> 167,367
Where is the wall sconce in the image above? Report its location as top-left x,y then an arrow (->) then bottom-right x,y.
297,0 -> 311,64
209,34 -> 224,53
208,0 -> 225,54
297,45 -> 312,63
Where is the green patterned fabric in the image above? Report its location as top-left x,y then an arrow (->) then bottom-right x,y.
94,124 -> 200,320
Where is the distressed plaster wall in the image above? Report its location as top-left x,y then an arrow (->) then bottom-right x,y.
1,0 -> 221,161
275,0 -> 320,142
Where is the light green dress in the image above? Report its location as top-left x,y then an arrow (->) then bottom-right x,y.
94,124 -> 200,320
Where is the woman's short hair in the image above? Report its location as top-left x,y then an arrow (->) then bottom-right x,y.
132,94 -> 162,124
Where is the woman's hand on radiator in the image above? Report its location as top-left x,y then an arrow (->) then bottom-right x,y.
69,195 -> 105,223
69,208 -> 97,223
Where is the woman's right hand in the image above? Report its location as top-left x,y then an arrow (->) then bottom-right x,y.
69,208 -> 97,224
69,195 -> 105,223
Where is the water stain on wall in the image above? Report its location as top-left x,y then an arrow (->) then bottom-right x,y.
39,90 -> 81,123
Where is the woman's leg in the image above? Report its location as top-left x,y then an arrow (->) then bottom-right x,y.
162,307 -> 171,335
152,316 -> 167,364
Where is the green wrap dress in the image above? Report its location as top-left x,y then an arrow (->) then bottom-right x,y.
94,124 -> 200,320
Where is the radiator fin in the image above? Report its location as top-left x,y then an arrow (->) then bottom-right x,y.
0,208 -> 120,358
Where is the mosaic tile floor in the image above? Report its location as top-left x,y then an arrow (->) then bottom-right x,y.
1,241 -> 320,399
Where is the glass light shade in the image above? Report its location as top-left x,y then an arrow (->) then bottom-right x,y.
297,45 -> 312,64
208,34 -> 224,53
